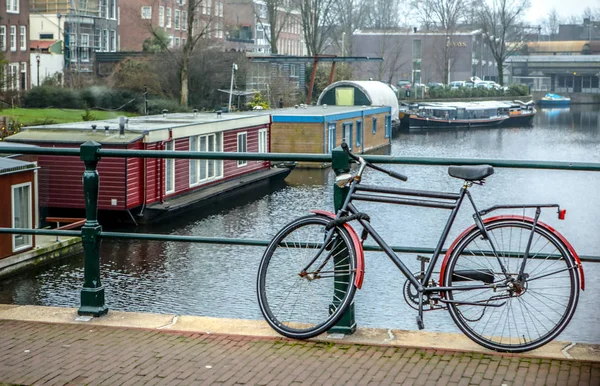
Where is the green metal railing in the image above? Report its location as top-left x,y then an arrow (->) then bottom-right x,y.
1,142 -> 599,332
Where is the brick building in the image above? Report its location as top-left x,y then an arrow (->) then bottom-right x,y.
1,0 -> 30,92
119,0 -> 226,52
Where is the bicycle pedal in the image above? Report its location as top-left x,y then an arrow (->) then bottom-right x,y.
416,315 -> 425,330
416,255 -> 430,263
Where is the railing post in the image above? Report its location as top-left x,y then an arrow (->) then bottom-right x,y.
77,140 -> 108,317
329,145 -> 356,334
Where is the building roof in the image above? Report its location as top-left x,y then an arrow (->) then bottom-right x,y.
0,157 -> 37,175
270,104 -> 391,123
317,80 -> 399,119
9,112 -> 272,144
30,40 -> 59,51
525,41 -> 589,54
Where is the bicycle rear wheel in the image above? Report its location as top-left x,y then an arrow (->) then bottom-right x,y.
443,219 -> 580,352
257,214 -> 357,339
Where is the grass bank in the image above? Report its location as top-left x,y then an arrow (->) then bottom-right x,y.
0,108 -> 138,127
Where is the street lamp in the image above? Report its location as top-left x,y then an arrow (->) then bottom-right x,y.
228,63 -> 238,112
342,32 -> 346,56
35,47 -> 41,87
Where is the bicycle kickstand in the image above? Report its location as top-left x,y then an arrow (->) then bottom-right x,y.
416,290 -> 425,330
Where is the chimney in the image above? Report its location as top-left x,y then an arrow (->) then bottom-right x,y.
104,125 -> 110,136
91,124 -> 97,134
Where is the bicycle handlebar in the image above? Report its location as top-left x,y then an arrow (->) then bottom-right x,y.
340,142 -> 408,182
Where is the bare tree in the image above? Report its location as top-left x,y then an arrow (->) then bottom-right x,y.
127,0 -> 215,107
330,0 -> 370,55
541,8 -> 561,41
299,0 -> 336,55
363,0 -> 401,29
477,0 -> 530,85
254,0 -> 299,54
372,32 -> 409,84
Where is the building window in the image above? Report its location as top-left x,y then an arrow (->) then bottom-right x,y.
342,123 -> 353,150
1,26 -> 6,51
39,33 -> 53,39
7,0 -> 19,13
8,63 -> 18,90
166,8 -> 172,28
141,6 -> 152,19
258,129 -> 267,153
174,10 -> 180,30
110,30 -> 116,51
19,26 -> 26,51
356,120 -> 362,148
189,133 -> 223,185
290,64 -> 297,77
10,26 -> 16,51
237,132 -> 247,166
328,123 -> 336,152
175,37 -> 180,46
385,115 -> 391,139
102,29 -> 108,51
20,62 -> 26,90
99,0 -> 107,18
372,117 -> 377,134
182,11 -> 187,30
12,183 -> 32,252
109,0 -> 116,19
165,141 -> 175,194
81,33 -> 90,61
159,6 -> 165,27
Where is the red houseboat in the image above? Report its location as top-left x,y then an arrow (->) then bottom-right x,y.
6,112 -> 292,224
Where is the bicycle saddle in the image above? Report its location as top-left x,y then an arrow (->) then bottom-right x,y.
448,165 -> 494,181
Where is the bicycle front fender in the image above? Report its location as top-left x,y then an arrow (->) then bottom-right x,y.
311,210 -> 365,289
439,216 -> 584,290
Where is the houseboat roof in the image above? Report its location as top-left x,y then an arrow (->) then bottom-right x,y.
270,105 -> 392,123
0,157 -> 37,175
10,111 -> 272,144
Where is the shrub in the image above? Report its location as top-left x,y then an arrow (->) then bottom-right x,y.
143,97 -> 189,115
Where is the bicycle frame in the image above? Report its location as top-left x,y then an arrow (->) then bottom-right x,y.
340,178 -> 472,294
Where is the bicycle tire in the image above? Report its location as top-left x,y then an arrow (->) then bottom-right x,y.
443,219 -> 580,353
257,214 -> 357,339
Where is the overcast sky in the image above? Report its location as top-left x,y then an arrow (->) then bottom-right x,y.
525,0 -> 600,24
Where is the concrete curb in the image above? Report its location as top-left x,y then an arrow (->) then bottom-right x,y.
0,304 -> 598,362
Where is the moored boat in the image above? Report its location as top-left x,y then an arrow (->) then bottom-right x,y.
409,105 -> 508,129
537,93 -> 570,107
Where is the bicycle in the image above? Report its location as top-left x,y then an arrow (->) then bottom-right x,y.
257,143 -> 585,353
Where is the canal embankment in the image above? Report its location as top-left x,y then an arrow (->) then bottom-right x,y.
0,235 -> 82,279
0,304 -> 598,362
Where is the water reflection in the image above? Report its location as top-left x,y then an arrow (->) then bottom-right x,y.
1,104 -> 599,344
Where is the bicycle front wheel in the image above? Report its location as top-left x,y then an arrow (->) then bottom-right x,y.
444,219 -> 580,352
257,215 -> 357,339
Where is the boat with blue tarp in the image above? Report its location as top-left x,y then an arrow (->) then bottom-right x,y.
537,93 -> 571,107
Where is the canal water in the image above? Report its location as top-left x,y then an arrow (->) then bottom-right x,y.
1,105 -> 599,344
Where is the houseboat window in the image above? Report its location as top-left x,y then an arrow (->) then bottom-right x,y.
237,132 -> 247,166
190,133 -> 223,185
372,117 -> 377,134
384,115 -> 391,139
12,183 -> 32,252
356,120 -> 362,147
342,123 -> 353,150
258,129 -> 268,154
165,141 -> 175,194
328,123 -> 336,152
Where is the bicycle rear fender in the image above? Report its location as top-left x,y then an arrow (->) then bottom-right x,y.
439,216 -> 585,290
311,210 -> 365,289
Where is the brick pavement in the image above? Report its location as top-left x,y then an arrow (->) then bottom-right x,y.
0,320 -> 598,386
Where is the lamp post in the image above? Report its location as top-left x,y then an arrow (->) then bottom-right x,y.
228,63 -> 238,112
342,32 -> 346,56
35,48 -> 41,87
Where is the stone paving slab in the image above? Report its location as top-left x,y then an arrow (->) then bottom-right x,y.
0,320 -> 599,386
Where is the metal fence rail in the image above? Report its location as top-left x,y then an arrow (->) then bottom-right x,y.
1,142 -> 599,330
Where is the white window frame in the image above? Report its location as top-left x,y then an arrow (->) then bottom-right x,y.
12,182 -> 33,252
19,26 -> 26,51
10,26 -> 16,51
141,6 -> 152,19
258,129 -> 267,154
103,29 -> 109,52
165,140 -> 175,194
110,30 -> 116,52
175,37 -> 180,46
7,0 -> 19,13
20,62 -> 26,90
237,132 -> 248,167
174,9 -> 180,30
159,6 -> 165,27
81,34 -> 90,62
182,11 -> 187,30
166,8 -> 172,28
0,26 -> 6,51
189,133 -> 223,186
8,62 -> 18,90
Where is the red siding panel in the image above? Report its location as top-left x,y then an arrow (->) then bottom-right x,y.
126,142 -> 144,209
